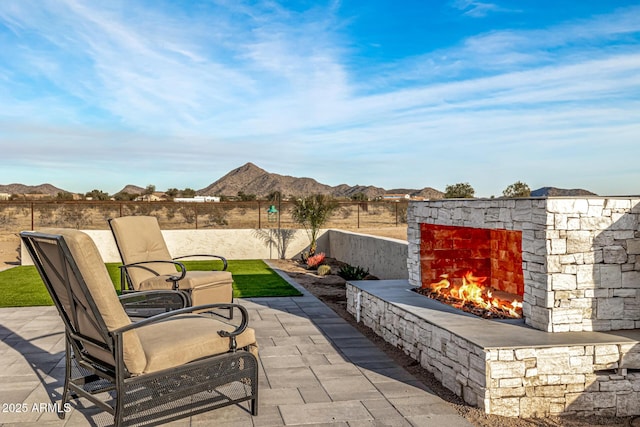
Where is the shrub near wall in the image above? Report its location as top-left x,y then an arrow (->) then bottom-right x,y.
317,229 -> 408,280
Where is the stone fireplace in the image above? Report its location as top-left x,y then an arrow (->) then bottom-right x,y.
346,196 -> 640,417
407,197 -> 640,332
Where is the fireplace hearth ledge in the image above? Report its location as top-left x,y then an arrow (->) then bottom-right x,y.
347,279 -> 640,418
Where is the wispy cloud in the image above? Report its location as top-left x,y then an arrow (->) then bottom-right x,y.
0,1 -> 639,195
450,0 -> 515,18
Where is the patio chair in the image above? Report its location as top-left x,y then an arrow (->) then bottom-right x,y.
108,216 -> 233,314
20,229 -> 258,426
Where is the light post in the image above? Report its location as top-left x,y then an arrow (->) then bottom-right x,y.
267,205 -> 279,225
268,192 -> 283,258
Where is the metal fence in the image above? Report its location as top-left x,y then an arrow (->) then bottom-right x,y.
0,200 -> 408,232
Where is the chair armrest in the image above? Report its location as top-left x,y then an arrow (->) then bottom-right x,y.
173,254 -> 228,271
119,290 -> 189,307
119,260 -> 187,285
118,290 -> 190,318
113,303 -> 250,349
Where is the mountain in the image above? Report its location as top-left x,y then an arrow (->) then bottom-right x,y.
531,187 -> 598,197
0,183 -> 67,196
331,184 -> 388,199
115,185 -> 146,195
2,166 -> 597,200
197,162 -> 443,199
388,187 -> 444,200
198,162 -> 335,198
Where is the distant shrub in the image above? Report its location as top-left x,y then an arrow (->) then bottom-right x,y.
444,182 -> 475,198
338,264 -> 369,280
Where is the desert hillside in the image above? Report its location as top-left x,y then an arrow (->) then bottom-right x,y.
1,162 -> 600,199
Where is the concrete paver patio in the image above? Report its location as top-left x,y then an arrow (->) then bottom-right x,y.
0,274 -> 474,427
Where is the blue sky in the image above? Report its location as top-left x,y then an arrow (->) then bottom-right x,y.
1,1 -> 639,197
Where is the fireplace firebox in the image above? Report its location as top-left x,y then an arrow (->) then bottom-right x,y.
420,223 -> 524,296
417,223 -> 525,318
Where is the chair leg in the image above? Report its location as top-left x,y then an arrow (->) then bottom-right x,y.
59,339 -> 73,420
250,398 -> 258,416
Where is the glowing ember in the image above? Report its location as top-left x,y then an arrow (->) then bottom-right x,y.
417,271 -> 523,319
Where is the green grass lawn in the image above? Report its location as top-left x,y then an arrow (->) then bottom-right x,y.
0,260 -> 301,307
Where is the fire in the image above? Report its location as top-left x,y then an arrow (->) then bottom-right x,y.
420,271 -> 522,319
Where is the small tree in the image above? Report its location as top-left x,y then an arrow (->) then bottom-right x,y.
143,185 -> 156,201
180,188 -> 196,198
113,191 -> 137,201
166,188 -> 179,199
350,192 -> 368,201
237,191 -> 256,201
85,189 -> 110,200
444,182 -> 475,198
56,191 -> 74,200
290,194 -> 338,256
267,191 -> 282,202
502,181 -> 531,198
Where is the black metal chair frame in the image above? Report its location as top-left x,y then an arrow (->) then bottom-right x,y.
21,231 -> 258,427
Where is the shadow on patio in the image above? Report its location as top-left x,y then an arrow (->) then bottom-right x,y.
0,273 -> 473,426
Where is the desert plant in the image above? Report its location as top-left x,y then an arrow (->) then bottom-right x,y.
165,205 -> 177,220
502,181 -> 531,198
143,184 -> 156,197
444,182 -> 475,198
38,206 -> 92,228
317,265 -> 332,276
179,206 -> 196,224
290,194 -> 338,255
133,203 -> 160,216
56,191 -> 74,200
338,206 -> 352,219
166,188 -> 179,199
237,191 -> 256,201
393,202 -> 408,224
206,208 -> 229,226
113,191 -> 137,201
85,189 -> 110,200
0,212 -> 15,227
337,264 -> 370,280
180,188 -> 196,198
306,252 -> 326,268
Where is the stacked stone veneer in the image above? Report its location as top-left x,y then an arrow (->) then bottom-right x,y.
407,198 -> 640,332
346,284 -> 640,417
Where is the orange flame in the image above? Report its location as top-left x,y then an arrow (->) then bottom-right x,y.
423,271 -> 522,318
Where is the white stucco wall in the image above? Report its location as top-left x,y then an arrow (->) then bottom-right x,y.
316,229 -> 408,280
20,228 -> 410,280
21,228 -> 314,265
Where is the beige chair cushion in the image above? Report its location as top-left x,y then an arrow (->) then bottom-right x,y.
189,282 -> 233,307
42,229 -> 147,375
135,314 -> 257,374
139,270 -> 233,291
140,270 -> 233,305
109,216 -> 177,289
